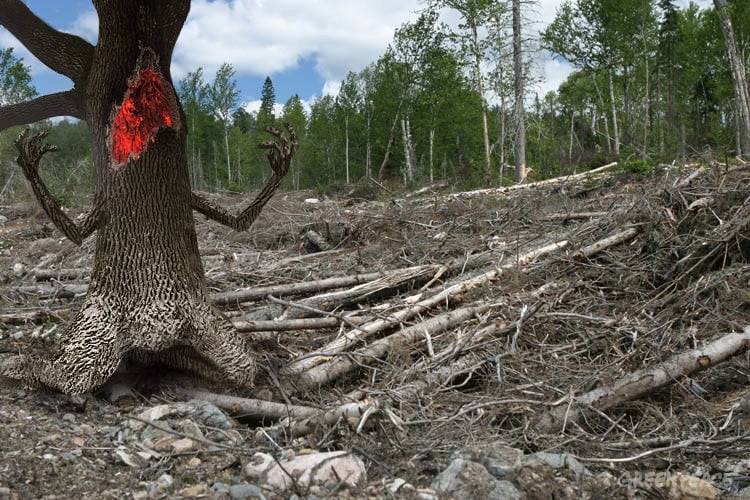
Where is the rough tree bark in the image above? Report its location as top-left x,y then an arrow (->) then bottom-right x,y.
0,0 -> 296,394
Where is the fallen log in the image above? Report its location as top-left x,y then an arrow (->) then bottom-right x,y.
535,327 -> 750,434
453,162 -> 618,199
233,316 -> 367,333
284,240 -> 568,377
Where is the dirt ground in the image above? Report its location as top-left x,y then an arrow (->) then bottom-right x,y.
1,163 -> 750,499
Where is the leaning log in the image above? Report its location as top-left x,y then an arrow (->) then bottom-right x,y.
535,327 -> 750,434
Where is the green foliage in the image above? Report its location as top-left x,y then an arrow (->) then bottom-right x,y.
0,48 -> 36,106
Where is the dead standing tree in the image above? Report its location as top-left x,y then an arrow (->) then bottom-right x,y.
0,0 -> 297,394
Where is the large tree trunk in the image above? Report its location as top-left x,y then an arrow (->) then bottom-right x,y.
0,0 -> 292,394
714,0 -> 750,160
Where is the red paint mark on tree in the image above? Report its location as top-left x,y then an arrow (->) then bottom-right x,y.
112,68 -> 176,164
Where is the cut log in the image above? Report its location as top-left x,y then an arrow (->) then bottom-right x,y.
453,162 -> 618,199
535,327 -> 750,434
233,316 -> 367,333
284,240 -> 568,378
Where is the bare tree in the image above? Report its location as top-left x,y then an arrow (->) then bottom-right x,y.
0,0 -> 296,394
512,0 -> 526,183
713,0 -> 750,159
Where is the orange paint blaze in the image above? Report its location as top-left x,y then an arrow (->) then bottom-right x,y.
112,68 -> 175,164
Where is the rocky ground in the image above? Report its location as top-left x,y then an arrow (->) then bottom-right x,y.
1,163 -> 750,499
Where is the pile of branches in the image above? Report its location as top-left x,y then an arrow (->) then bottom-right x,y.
3,162 -> 750,476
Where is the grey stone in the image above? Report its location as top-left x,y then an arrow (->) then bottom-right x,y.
525,452 -> 589,476
431,458 -> 522,500
229,483 -> 266,499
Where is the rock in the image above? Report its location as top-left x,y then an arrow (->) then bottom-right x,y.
180,484 -> 208,497
0,215 -> 7,225
187,457 -> 202,468
115,448 -> 144,468
156,473 -> 174,490
244,450 -> 366,492
387,478 -> 415,494
129,404 -> 176,430
456,442 -> 523,479
431,459 -> 521,500
188,399 -> 235,429
11,263 -> 25,277
78,423 -> 95,436
524,452 -> 588,476
229,483 -> 266,499
655,472 -> 719,500
170,437 -> 196,453
152,437 -> 176,452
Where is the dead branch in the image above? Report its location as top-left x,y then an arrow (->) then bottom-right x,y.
233,316 -> 367,333
538,212 -> 608,222
571,227 -> 641,261
287,302 -> 496,392
535,327 -> 750,434
284,240 -> 568,378
452,162 -> 618,199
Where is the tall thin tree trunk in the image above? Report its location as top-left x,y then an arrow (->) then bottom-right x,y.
429,128 -> 435,184
608,67 -> 621,156
224,124 -> 231,185
714,0 -> 750,159
470,24 -> 492,184
344,114 -> 350,184
512,0 -> 526,183
591,72 -> 611,153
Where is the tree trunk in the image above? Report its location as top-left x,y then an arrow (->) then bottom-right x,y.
608,67 -> 621,156
470,24 -> 492,185
344,114 -> 350,184
512,0 -> 526,184
0,0 -> 285,394
714,0 -> 750,160
429,128 -> 435,184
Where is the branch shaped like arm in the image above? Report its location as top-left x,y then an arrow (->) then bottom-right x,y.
192,124 -> 298,231
0,91 -> 84,132
14,129 -> 103,246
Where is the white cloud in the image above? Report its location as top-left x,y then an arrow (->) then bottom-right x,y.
173,0 -> 421,82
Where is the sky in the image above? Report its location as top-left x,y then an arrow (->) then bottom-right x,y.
1,0 -> 712,116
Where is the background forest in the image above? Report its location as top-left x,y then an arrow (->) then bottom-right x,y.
0,0 -> 748,203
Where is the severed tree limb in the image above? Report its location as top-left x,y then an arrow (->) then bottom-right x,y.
0,91 -> 85,131
192,125 -> 297,231
212,270 -> 392,307
0,0 -> 94,83
453,162 -> 618,199
287,302 -> 496,392
14,129 -> 103,245
234,316 -> 367,333
284,240 -> 568,377
281,251 -> 497,319
571,227 -> 641,261
538,212 -> 608,222
535,327 -> 750,434
184,387 -> 386,439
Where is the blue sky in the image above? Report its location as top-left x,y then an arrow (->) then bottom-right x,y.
2,0 -> 711,117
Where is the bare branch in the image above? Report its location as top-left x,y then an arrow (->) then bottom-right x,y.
0,91 -> 85,132
0,0 -> 93,82
192,124 -> 298,231
14,129 -> 103,245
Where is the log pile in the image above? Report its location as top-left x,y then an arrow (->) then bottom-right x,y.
2,162 -> 750,478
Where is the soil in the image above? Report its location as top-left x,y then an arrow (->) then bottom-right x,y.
1,164 -> 750,499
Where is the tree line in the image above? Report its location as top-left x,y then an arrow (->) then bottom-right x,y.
1,0 -> 749,202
